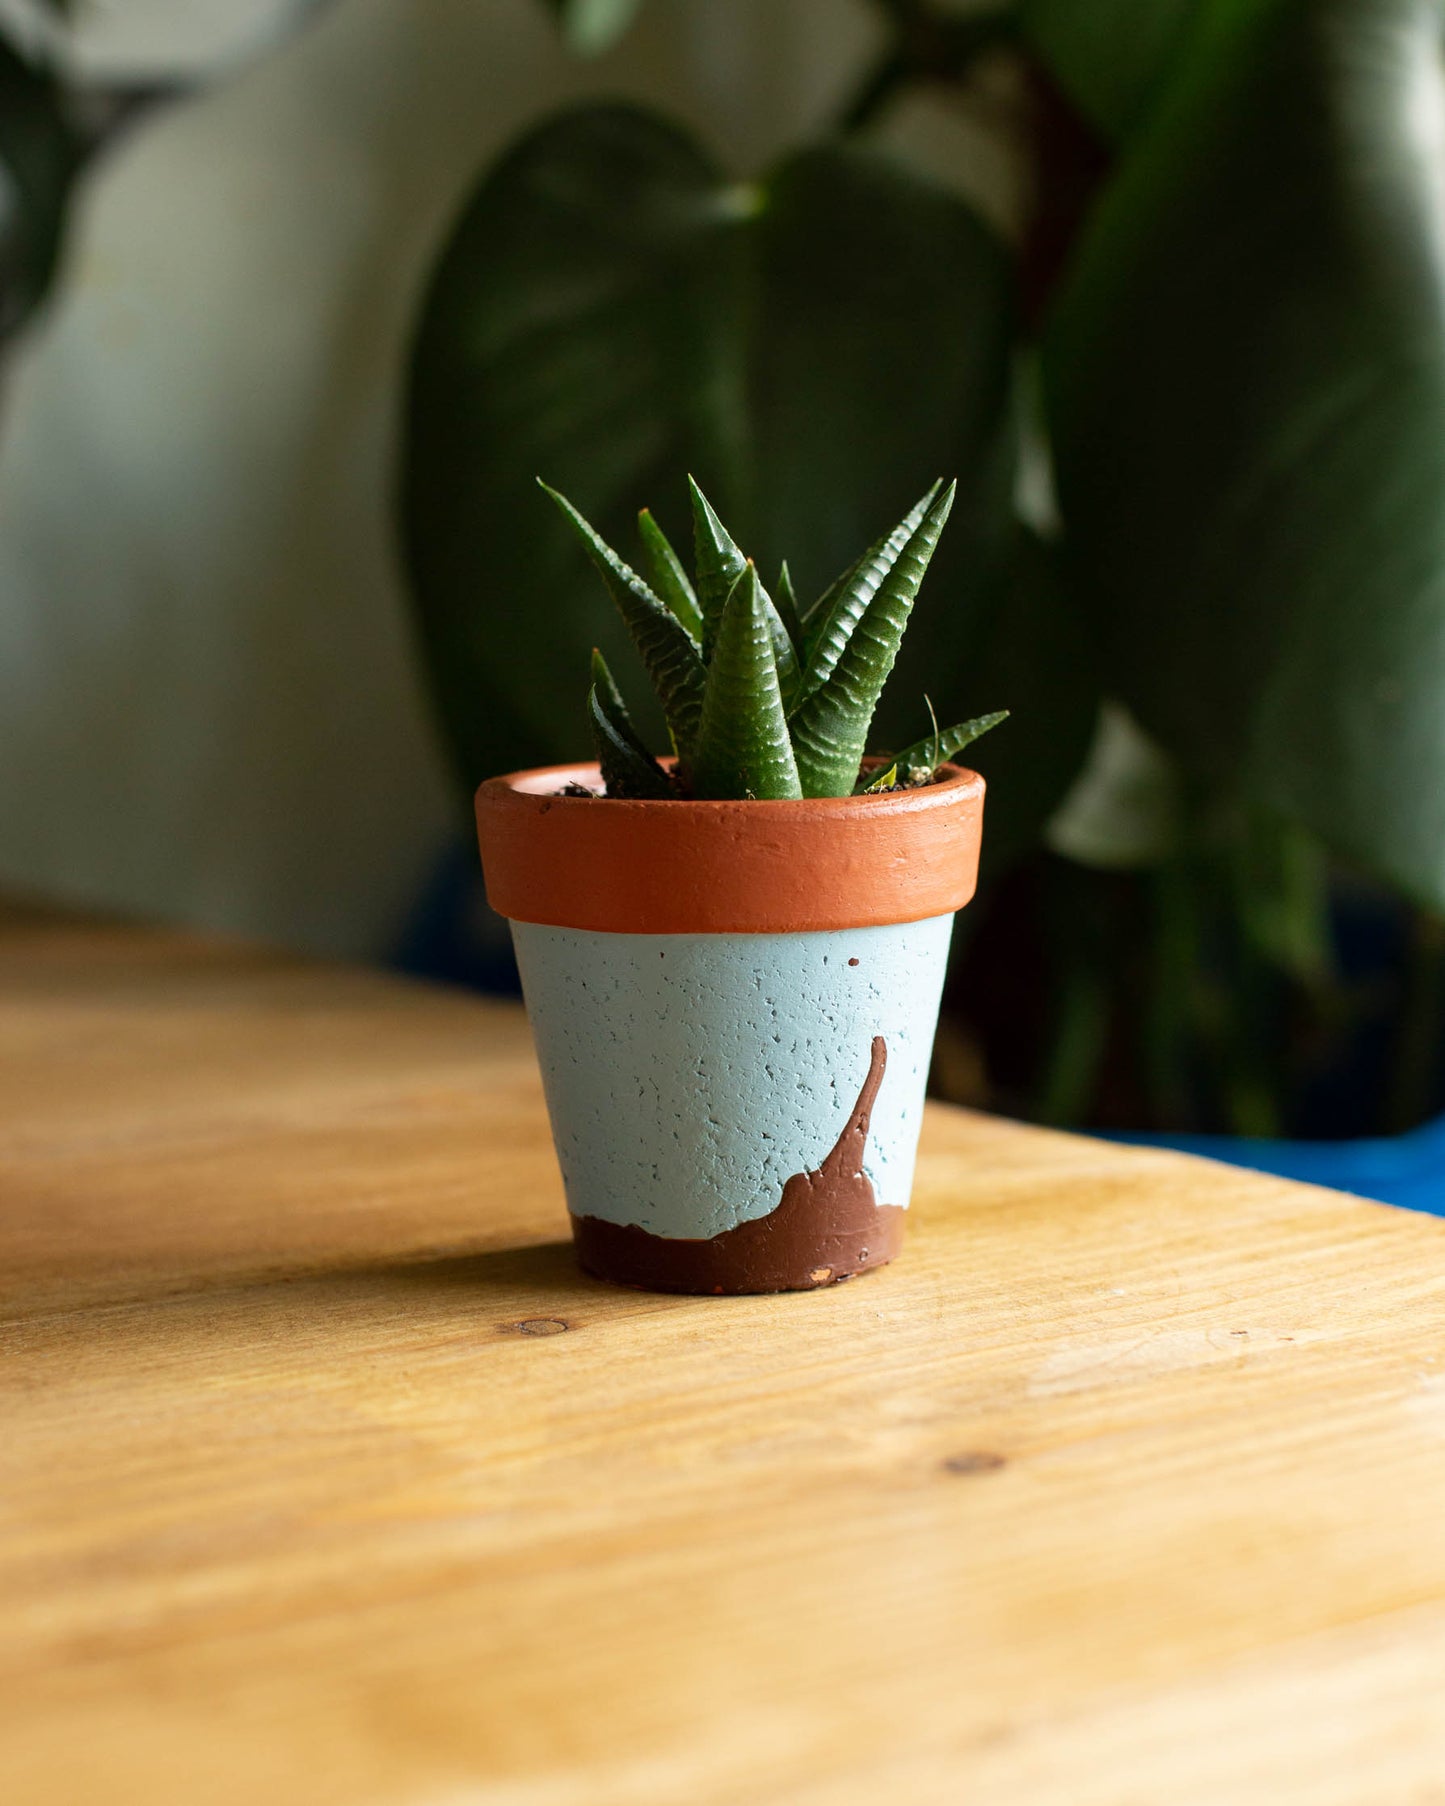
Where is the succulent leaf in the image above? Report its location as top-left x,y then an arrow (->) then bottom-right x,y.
691,564 -> 803,800
687,475 -> 747,661
590,685 -> 674,798
762,581 -> 800,712
775,560 -> 804,658
890,709 -> 1010,780
541,481 -> 706,752
789,481 -> 956,797
861,763 -> 898,793
797,480 -> 944,697
589,649 -> 673,797
637,508 -> 703,640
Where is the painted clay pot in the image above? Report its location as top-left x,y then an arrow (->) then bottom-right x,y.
475,761 -> 985,1295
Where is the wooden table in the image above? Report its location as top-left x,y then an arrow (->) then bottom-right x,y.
5,905 -> 1445,1805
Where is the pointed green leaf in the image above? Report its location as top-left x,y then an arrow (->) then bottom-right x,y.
541,481 -> 706,752
762,580 -> 799,713
798,480 -> 944,651
691,565 -> 802,799
590,686 -> 674,797
889,710 -> 1010,781
798,481 -> 944,699
688,476 -> 747,661
684,474 -> 798,704
775,560 -> 804,657
790,483 -> 956,797
861,763 -> 899,794
589,647 -> 671,785
637,508 -> 703,640
589,659 -> 673,797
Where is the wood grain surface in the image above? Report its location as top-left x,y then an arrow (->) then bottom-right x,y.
4,904 -> 1445,1804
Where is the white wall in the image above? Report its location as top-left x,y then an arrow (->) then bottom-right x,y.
0,0 -> 881,954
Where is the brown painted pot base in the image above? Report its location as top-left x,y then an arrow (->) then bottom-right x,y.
570,1034 -> 906,1296
570,1203 -> 906,1296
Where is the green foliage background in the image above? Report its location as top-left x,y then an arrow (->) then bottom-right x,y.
398,0 -> 1445,1136
10,0 -> 1440,1133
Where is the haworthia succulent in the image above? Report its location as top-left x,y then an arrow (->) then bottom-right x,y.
540,472 -> 1002,800
858,710 -> 1011,791
797,480 -> 944,699
541,481 -> 706,752
789,481 -> 957,797
588,648 -> 673,797
637,507 -> 703,640
690,564 -> 802,800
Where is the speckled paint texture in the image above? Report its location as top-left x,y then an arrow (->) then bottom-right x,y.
511,915 -> 954,1241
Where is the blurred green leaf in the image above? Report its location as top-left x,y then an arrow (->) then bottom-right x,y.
692,565 -> 801,799
1019,0 -> 1200,139
1044,0 -> 1445,911
0,34 -> 79,335
950,528 -> 1102,874
545,0 -> 643,56
789,481 -> 955,796
401,104 -> 1017,794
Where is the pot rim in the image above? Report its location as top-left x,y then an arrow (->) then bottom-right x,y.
476,760 -> 986,936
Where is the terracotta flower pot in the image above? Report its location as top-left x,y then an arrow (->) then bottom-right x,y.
475,762 -> 985,1294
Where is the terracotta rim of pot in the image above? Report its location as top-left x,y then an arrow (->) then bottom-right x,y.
475,760 -> 985,935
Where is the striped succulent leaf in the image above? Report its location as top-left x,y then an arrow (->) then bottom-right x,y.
796,480 -> 943,697
542,473 -> 995,801
687,476 -> 798,704
690,564 -> 802,800
588,648 -> 673,797
637,507 -> 703,640
542,481 -> 706,754
859,710 -> 1010,791
789,481 -> 957,797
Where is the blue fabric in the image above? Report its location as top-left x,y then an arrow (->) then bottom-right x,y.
1105,1117 -> 1445,1217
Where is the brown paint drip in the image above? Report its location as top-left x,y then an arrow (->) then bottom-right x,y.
571,1036 -> 905,1295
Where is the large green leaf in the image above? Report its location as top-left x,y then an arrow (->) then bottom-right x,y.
895,526 -> 1101,873
401,104 -> 1016,794
1044,0 -> 1445,910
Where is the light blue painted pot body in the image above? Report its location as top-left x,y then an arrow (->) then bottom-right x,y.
511,914 -> 954,1241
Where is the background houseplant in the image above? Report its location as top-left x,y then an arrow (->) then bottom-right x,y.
403,0 -> 1445,1146
4,0 -> 1442,1152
